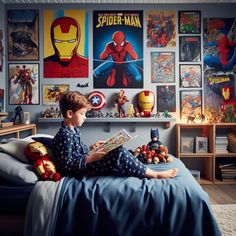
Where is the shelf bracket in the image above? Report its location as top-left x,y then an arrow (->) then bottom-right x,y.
130,122 -> 136,133
105,122 -> 111,132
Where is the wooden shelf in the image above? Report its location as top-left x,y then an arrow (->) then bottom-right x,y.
38,117 -> 176,132
0,124 -> 36,138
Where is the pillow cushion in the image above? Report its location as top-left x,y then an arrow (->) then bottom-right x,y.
0,152 -> 38,185
0,139 -> 32,163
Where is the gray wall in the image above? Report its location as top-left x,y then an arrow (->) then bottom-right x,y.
3,3 -> 236,154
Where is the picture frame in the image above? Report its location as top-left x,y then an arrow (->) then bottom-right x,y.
42,84 -> 69,106
156,85 -> 176,112
179,64 -> 202,88
195,136 -> 208,153
178,11 -> 201,34
181,136 -> 194,153
7,10 -> 39,61
8,63 -> 39,105
180,90 -> 202,122
151,51 -> 175,83
179,36 -> 201,62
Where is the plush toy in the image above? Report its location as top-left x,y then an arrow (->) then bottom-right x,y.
24,141 -> 61,181
156,145 -> 173,163
147,128 -> 163,151
137,90 -> 155,117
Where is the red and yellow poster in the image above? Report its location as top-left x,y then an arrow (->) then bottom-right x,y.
44,9 -> 88,78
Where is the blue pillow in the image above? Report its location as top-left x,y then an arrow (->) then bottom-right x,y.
32,137 -> 53,150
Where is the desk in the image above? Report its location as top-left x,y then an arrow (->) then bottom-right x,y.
0,124 -> 36,138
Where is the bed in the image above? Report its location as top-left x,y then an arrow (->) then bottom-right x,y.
0,134 -> 221,236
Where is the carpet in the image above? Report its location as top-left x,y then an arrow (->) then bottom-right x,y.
211,204 -> 236,236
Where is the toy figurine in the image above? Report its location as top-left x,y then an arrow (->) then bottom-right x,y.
147,128 -> 163,151
114,89 -> 129,118
137,90 -> 155,117
127,104 -> 135,118
13,105 -> 24,124
156,145 -> 173,163
24,141 -> 61,181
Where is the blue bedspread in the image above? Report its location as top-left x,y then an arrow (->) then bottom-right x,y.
51,157 -> 221,236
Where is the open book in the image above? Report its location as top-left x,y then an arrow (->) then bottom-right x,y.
90,129 -> 137,153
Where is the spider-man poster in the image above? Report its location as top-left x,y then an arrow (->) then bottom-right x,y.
93,11 -> 143,89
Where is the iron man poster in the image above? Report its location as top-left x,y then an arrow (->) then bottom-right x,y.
43,10 -> 89,78
93,11 -> 143,88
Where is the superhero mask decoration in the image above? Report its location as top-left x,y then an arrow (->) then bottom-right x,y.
88,91 -> 106,111
137,90 -> 155,117
51,16 -> 80,62
24,141 -> 61,181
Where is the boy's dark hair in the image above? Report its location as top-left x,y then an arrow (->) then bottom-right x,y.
59,91 -> 92,118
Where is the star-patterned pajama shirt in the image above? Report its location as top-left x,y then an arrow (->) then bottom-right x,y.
52,122 -> 147,178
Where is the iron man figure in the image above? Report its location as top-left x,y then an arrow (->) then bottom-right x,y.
94,31 -> 141,87
44,16 -> 88,78
138,90 -> 155,117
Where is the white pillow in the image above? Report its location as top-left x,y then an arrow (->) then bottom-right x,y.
0,152 -> 38,185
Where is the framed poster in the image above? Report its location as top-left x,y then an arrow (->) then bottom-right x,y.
93,11 -> 143,88
0,89 -> 4,112
195,136 -> 208,153
178,11 -> 201,34
179,64 -> 202,88
146,10 -> 176,48
181,137 -> 194,153
180,90 -> 202,122
42,84 -> 69,105
9,63 -> 39,105
7,10 -> 39,61
156,85 -> 176,112
151,52 -> 175,83
43,9 -> 89,78
0,29 -> 3,71
179,36 -> 201,62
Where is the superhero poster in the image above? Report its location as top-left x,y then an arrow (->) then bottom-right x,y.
156,85 -> 176,112
146,10 -> 176,48
93,11 -> 143,89
42,84 -> 69,106
204,70 -> 234,123
7,10 -> 39,61
8,63 -> 39,105
43,10 -> 89,78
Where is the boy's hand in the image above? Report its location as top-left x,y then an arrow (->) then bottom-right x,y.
86,151 -> 108,164
90,141 -> 105,150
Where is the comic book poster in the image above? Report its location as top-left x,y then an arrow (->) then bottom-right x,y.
180,64 -> 202,88
146,10 -> 176,48
204,70 -> 234,122
180,90 -> 202,122
0,89 -> 4,112
179,36 -> 201,62
203,18 -> 236,72
151,52 -> 175,83
7,10 -> 39,61
9,63 -> 39,105
0,29 -> 4,72
42,84 -> 69,105
44,9 -> 88,78
93,11 -> 143,89
156,85 -> 176,112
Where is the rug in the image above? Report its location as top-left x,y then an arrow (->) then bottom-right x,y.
211,204 -> 236,236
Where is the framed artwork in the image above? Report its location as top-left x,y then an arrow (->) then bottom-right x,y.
195,136 -> 208,153
146,10 -> 176,48
42,84 -> 69,105
179,64 -> 202,88
7,10 -> 39,61
44,9 -> 88,78
0,89 -> 4,112
9,63 -> 39,105
151,52 -> 175,83
178,11 -> 201,34
180,90 -> 202,122
156,85 -> 176,112
179,36 -> 201,62
181,137 -> 194,153
0,29 -> 3,72
93,11 -> 143,88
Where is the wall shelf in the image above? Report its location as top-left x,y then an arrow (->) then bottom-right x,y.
38,117 -> 176,132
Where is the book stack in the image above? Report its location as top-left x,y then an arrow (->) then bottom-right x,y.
216,163 -> 236,182
215,136 -> 228,153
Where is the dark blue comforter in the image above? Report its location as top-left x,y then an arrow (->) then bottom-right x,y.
52,157 -> 221,236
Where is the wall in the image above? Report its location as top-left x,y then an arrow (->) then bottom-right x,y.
3,3 -> 236,155
0,2 -> 5,104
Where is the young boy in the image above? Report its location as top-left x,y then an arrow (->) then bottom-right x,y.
52,91 -> 178,179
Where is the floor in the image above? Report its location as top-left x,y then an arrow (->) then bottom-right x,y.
202,184 -> 236,204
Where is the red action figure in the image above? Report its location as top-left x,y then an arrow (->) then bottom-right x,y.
114,89 -> 129,118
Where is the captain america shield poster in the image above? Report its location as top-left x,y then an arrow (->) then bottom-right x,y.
93,11 -> 143,89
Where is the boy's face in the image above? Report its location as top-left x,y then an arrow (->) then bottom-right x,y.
70,107 -> 88,127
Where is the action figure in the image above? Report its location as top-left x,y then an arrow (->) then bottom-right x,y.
13,105 -> 24,124
147,128 -> 163,151
94,31 -> 141,87
114,89 -> 129,118
137,90 -> 155,117
44,16 -> 88,78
